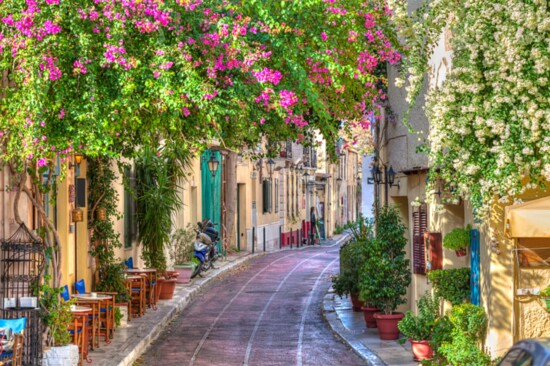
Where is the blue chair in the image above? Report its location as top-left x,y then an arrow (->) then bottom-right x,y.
61,285 -> 70,301
125,257 -> 134,269
75,279 -> 86,294
0,317 -> 26,365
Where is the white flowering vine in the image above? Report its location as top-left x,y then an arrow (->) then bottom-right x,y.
390,0 -> 550,213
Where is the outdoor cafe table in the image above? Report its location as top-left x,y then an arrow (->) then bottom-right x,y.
126,269 -> 157,310
71,294 -> 113,350
70,306 -> 92,364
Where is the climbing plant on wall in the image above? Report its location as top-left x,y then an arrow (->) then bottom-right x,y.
389,0 -> 549,214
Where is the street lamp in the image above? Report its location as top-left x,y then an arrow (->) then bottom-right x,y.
207,150 -> 219,177
367,164 -> 400,205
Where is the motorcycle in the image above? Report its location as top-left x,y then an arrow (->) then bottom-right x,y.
191,219 -> 219,278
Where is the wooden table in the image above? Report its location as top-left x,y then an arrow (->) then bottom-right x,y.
72,294 -> 112,350
70,306 -> 92,365
126,269 -> 158,310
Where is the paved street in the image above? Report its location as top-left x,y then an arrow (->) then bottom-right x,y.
140,247 -> 365,366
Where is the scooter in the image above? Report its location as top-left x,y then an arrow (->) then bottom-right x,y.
191,219 -> 219,278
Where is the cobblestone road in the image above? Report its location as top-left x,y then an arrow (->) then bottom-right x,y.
140,246 -> 365,366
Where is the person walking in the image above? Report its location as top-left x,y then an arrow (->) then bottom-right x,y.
309,206 -> 316,245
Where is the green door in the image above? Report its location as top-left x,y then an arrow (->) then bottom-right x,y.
201,149 -> 222,248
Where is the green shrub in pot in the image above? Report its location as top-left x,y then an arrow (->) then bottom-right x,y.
427,268 -> 470,305
359,205 -> 411,315
438,304 -> 491,366
443,226 -> 471,251
398,292 -> 440,341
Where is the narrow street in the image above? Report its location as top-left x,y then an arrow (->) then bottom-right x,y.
140,247 -> 365,366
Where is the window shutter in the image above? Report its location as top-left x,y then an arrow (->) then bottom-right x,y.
424,232 -> 442,271
412,204 -> 428,274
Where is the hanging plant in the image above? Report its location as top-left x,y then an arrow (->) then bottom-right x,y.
443,225 -> 471,255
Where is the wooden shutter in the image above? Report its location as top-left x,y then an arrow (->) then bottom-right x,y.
424,232 -> 442,271
412,204 -> 428,274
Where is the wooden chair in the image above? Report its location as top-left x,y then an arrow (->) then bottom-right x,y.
0,317 -> 26,366
74,299 -> 100,350
97,292 -> 116,341
69,310 -> 91,365
128,275 -> 146,318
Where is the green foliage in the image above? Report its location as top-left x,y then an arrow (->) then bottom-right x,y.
40,279 -> 75,347
136,143 -> 191,274
443,226 -> 471,251
170,224 -> 196,265
428,268 -> 470,306
114,307 -> 123,328
540,284 -> 550,297
334,224 -> 345,235
332,240 -> 369,298
398,292 -> 441,341
359,205 -> 411,314
349,213 -> 374,242
438,304 -> 490,366
88,157 -> 128,303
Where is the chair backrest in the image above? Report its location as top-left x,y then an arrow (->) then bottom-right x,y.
0,318 -> 26,334
75,279 -> 86,294
61,285 -> 70,301
125,257 -> 134,270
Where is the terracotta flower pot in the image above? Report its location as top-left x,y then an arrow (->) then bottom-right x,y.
410,340 -> 434,361
455,248 -> 467,257
350,292 -> 363,311
159,278 -> 177,300
165,270 -> 180,280
373,312 -> 404,340
361,306 -> 379,328
155,278 -> 165,303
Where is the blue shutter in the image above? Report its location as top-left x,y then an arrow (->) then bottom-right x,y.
470,229 -> 480,305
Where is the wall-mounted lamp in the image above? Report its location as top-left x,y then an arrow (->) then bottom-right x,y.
367,165 -> 399,189
69,153 -> 83,170
267,158 -> 275,179
207,150 -> 219,178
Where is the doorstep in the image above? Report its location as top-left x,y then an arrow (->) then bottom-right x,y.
322,290 -> 419,366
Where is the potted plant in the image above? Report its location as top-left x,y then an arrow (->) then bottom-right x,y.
438,304 -> 491,365
443,225 -> 471,257
135,144 -> 190,300
541,284 -> 550,311
41,284 -> 80,366
332,215 -> 374,313
170,224 -> 197,284
359,205 -> 411,340
398,292 -> 440,361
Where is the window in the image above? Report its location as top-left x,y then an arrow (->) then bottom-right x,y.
499,349 -> 533,366
262,179 -> 272,213
124,168 -> 137,248
412,204 -> 427,274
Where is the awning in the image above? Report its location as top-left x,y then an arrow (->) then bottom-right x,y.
505,196 -> 550,238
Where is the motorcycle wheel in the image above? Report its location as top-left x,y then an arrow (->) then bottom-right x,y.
191,258 -> 203,278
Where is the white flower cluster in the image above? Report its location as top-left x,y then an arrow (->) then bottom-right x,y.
392,0 -> 549,212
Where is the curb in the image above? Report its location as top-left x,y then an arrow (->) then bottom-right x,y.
322,292 -> 387,366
